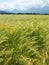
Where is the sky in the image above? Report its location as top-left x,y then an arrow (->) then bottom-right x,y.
0,0 -> 49,10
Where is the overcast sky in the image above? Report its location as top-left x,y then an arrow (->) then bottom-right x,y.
0,0 -> 49,10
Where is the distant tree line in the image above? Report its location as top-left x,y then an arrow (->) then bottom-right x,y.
0,13 -> 49,15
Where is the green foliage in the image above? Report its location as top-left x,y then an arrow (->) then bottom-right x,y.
0,15 -> 49,65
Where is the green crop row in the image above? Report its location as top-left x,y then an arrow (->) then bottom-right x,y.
0,15 -> 49,65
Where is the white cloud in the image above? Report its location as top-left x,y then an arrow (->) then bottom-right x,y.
0,0 -> 49,10
0,2 -> 16,10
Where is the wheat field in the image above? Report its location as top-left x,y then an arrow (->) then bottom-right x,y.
0,14 -> 49,65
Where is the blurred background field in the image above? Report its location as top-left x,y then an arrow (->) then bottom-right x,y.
0,14 -> 49,65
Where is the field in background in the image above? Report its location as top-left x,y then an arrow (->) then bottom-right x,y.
0,15 -> 49,65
